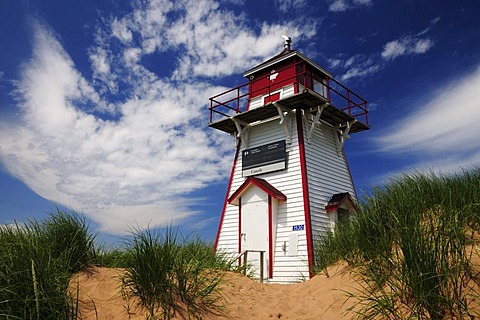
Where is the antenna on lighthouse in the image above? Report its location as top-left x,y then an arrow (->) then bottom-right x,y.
282,34 -> 292,51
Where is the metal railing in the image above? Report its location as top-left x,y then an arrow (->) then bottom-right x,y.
235,250 -> 265,283
209,59 -> 368,126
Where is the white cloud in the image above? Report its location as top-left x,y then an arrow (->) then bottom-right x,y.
0,24 -> 233,232
328,0 -> 372,12
330,36 -> 432,80
328,54 -> 381,81
92,0 -> 316,81
327,58 -> 342,68
0,0 -> 318,235
111,18 -> 133,43
123,47 -> 142,66
89,47 -> 118,95
90,48 -> 110,75
0,222 -> 26,231
416,16 -> 441,37
375,65 -> 480,173
430,16 -> 441,26
331,20 -> 437,81
275,0 -> 308,13
381,35 -> 434,61
414,38 -> 433,54
340,62 -> 380,81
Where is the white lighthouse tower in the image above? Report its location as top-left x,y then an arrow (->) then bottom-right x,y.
209,37 -> 369,283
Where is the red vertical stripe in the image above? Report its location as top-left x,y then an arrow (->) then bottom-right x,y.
238,197 -> 242,267
296,110 -> 314,278
268,195 -> 273,279
214,141 -> 241,251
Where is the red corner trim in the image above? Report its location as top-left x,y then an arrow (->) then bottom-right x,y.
214,141 -> 241,251
296,110 -> 314,279
268,195 -> 273,279
238,197 -> 242,267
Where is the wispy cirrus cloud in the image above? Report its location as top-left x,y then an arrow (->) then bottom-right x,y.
375,65 -> 480,174
328,18 -> 438,81
91,0 -> 316,82
328,54 -> 381,81
381,36 -> 434,61
0,0 -> 317,235
327,0 -> 372,12
381,17 -> 438,61
275,0 -> 308,13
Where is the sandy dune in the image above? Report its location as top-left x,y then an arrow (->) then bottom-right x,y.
70,264 -> 362,319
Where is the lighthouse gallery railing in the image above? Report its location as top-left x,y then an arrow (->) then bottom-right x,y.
209,59 -> 368,127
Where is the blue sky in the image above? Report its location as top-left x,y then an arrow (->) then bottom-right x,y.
1,0 -> 480,244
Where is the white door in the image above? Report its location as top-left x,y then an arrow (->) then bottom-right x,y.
241,201 -> 268,279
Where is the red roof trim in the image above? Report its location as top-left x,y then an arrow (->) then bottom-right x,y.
325,205 -> 337,212
228,177 -> 287,205
242,48 -> 292,77
243,50 -> 333,79
324,192 -> 356,212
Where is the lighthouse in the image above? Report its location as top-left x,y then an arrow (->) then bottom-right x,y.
209,37 -> 369,283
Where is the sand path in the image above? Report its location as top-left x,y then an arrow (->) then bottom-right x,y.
70,264 -> 362,319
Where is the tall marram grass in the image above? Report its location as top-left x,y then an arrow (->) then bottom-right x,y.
95,247 -> 131,268
0,209 -> 96,319
1,209 -> 231,319
314,168 -> 480,319
121,227 -> 228,320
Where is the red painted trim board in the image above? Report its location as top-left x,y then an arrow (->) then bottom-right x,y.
296,110 -> 314,278
268,195 -> 273,279
238,197 -> 242,267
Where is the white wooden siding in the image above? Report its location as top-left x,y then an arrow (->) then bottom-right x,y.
248,84 -> 296,110
216,110 -> 357,284
303,117 -> 356,241
216,115 -> 309,283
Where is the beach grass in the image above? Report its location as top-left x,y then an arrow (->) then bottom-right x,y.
314,168 -> 480,319
120,227 -> 227,319
7,168 -> 478,319
95,247 -> 132,268
0,209 -> 95,319
0,208 -> 234,319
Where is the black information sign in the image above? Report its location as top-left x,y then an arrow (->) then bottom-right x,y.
242,140 -> 287,176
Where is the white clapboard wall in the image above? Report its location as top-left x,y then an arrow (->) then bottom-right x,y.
216,112 -> 355,283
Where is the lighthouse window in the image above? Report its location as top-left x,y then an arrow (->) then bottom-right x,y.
313,79 -> 327,98
337,208 -> 350,226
